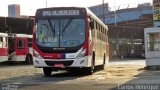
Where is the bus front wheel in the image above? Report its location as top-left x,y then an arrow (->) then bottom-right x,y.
25,55 -> 33,64
100,54 -> 106,70
43,67 -> 52,76
87,52 -> 95,75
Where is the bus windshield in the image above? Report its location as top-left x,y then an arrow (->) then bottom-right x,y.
35,18 -> 85,48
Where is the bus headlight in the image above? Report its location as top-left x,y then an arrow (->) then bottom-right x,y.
33,50 -> 42,59
77,49 -> 87,59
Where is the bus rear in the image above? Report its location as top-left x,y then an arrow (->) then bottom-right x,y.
33,7 -> 93,76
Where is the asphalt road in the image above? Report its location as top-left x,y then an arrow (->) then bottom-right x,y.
0,71 -> 118,90
0,65 -> 116,90
0,60 -> 160,90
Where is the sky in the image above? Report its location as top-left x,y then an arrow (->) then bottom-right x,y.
0,0 -> 152,16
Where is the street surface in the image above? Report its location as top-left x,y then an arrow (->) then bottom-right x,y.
0,60 -> 160,90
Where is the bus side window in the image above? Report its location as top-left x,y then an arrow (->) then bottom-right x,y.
17,39 -> 26,49
93,21 -> 96,37
96,22 -> 98,30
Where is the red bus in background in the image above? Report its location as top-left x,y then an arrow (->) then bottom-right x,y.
0,33 -> 8,62
33,7 -> 109,76
0,33 -> 33,64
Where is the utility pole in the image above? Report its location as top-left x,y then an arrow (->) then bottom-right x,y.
102,0 -> 105,23
46,0 -> 47,8
114,0 -> 117,26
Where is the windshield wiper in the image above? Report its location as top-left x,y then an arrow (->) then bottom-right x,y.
61,18 -> 73,36
47,19 -> 55,36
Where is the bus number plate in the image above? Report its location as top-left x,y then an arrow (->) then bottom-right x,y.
54,64 -> 64,67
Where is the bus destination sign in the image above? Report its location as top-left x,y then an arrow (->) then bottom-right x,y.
42,10 -> 80,16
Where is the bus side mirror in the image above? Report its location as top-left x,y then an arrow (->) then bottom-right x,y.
89,21 -> 94,30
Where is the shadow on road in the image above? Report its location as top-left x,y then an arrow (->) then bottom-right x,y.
52,66 -> 103,77
0,61 -> 32,67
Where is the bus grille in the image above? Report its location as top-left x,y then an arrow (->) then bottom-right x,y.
45,60 -> 74,66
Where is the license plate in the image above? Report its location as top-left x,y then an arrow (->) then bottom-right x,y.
54,64 -> 64,67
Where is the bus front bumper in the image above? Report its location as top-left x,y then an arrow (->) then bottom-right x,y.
33,56 -> 92,68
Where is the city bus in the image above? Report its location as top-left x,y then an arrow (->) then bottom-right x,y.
0,33 -> 33,63
33,7 -> 109,76
8,33 -> 33,63
0,33 -> 8,62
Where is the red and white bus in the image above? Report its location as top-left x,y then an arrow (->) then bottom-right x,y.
33,7 -> 109,76
0,33 -> 8,62
0,33 -> 33,63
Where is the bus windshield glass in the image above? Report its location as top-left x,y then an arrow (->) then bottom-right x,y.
35,18 -> 85,48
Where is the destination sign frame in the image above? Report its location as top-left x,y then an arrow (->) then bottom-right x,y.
36,7 -> 86,18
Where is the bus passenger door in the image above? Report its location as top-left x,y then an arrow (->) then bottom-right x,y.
15,38 -> 28,61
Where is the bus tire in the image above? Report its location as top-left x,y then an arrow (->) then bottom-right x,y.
87,52 -> 95,75
43,67 -> 52,76
100,54 -> 106,70
25,54 -> 33,64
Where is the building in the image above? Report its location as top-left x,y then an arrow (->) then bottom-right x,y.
108,14 -> 153,59
89,3 -> 153,59
8,4 -> 20,17
0,17 -> 34,34
5,4 -> 34,34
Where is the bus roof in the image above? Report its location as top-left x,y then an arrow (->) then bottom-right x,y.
0,33 -> 8,37
16,34 -> 32,38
